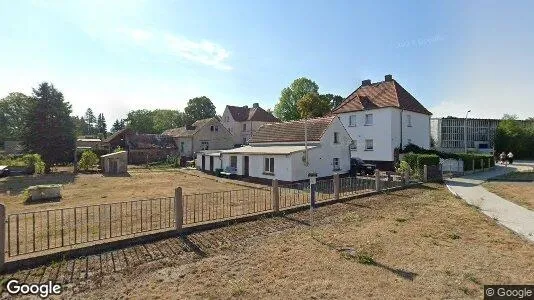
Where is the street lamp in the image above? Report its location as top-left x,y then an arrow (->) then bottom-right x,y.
464,110 -> 471,153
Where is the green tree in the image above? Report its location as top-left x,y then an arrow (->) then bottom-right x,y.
84,108 -> 96,135
0,92 -> 35,146
126,109 -> 155,133
297,92 -> 331,119
184,96 -> 216,125
111,119 -> 126,133
78,150 -> 99,171
495,114 -> 534,159
152,109 -> 185,133
23,82 -> 75,171
274,77 -> 319,121
71,116 -> 88,137
320,93 -> 345,109
97,113 -> 107,138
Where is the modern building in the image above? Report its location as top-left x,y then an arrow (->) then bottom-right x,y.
430,117 -> 501,153
163,117 -> 234,159
331,75 -> 432,169
221,103 -> 280,146
209,116 -> 352,183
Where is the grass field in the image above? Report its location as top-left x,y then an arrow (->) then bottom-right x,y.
13,183 -> 529,299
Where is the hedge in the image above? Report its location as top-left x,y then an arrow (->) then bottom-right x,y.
457,153 -> 495,171
402,153 -> 440,174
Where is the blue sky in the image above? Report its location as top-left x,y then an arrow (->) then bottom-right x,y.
1,0 -> 534,126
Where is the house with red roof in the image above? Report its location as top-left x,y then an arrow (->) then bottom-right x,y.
331,75 -> 432,170
221,103 -> 280,146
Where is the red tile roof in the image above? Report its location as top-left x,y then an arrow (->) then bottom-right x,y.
227,105 -> 279,122
250,116 -> 336,143
332,78 -> 432,115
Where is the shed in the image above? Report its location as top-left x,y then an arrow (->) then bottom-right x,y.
101,151 -> 128,174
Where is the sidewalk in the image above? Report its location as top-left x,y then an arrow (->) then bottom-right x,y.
445,165 -> 534,242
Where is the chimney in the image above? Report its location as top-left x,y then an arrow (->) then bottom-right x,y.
385,74 -> 393,82
252,103 -> 259,109
362,79 -> 372,86
243,105 -> 249,109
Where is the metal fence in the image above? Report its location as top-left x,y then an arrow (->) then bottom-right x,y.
6,197 -> 175,257
182,188 -> 272,225
340,177 -> 375,197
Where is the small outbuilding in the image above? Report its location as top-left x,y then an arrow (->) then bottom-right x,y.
101,151 -> 128,174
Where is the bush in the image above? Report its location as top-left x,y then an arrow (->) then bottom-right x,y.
402,153 -> 439,177
457,153 -> 494,171
395,160 -> 412,178
79,150 -> 99,171
22,154 -> 45,174
165,155 -> 181,168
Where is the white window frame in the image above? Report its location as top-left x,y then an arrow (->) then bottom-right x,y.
333,158 -> 340,171
230,156 -> 238,168
365,139 -> 374,151
264,157 -> 274,174
349,140 -> 357,151
348,115 -> 357,127
407,115 -> 412,127
365,114 -> 373,126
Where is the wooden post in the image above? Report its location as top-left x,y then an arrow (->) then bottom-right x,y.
0,204 -> 5,272
272,179 -> 279,212
174,187 -> 183,231
374,169 -> 381,191
423,165 -> 428,183
333,174 -> 340,200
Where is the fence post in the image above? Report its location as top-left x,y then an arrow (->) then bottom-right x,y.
374,169 -> 381,192
0,204 -> 4,272
333,173 -> 340,200
423,165 -> 428,182
272,179 -> 279,212
174,187 -> 183,232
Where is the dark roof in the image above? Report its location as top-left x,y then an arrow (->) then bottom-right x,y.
250,116 -> 336,143
103,128 -> 133,143
162,117 -> 219,137
332,79 -> 432,115
126,134 -> 177,150
227,105 -> 279,122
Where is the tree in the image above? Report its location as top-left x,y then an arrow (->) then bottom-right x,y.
152,109 -> 185,133
274,78 -> 319,121
495,114 -> 534,159
78,150 -> 99,171
184,96 -> 216,125
96,113 -> 107,138
111,119 -> 126,133
0,92 -> 35,146
23,82 -> 75,171
297,92 -> 331,119
320,93 -> 345,110
71,116 -> 88,137
84,108 -> 96,135
126,109 -> 155,133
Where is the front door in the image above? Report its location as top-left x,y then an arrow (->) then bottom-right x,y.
244,156 -> 249,177
209,156 -> 214,172
201,155 -> 206,170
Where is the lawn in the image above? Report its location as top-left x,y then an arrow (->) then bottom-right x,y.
35,183 -> 533,299
483,182 -> 534,211
489,170 -> 534,181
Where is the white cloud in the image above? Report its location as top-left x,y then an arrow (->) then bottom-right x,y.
117,28 -> 232,71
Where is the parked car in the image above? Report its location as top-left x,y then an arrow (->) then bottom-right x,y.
350,158 -> 376,176
0,166 -> 9,177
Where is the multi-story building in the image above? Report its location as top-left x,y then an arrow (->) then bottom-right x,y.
331,74 -> 432,170
221,103 -> 280,146
430,117 -> 501,153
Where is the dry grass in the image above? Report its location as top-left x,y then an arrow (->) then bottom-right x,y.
483,182 -> 534,210
0,169 -> 259,214
57,184 -> 534,299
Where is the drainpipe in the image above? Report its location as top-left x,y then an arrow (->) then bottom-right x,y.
400,109 -> 403,150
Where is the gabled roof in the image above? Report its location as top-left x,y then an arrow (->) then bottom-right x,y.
227,105 -> 279,122
250,116 -> 336,143
162,117 -> 221,137
126,134 -> 177,149
221,145 -> 317,155
332,78 -> 432,115
103,128 -> 133,143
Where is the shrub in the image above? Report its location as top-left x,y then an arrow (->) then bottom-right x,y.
457,153 -> 494,171
165,155 -> 181,168
402,153 -> 439,174
395,160 -> 412,178
22,154 -> 45,175
79,150 -> 99,171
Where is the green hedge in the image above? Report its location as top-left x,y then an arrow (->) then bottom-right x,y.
403,153 -> 440,173
457,153 -> 494,171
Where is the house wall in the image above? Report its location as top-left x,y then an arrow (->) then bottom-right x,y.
195,153 -> 223,171
192,119 -> 233,156
391,109 -> 431,150
175,137 -> 193,157
221,107 -> 274,145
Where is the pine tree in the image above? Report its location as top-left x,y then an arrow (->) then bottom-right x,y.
84,108 -> 96,135
97,113 -> 107,138
111,119 -> 125,133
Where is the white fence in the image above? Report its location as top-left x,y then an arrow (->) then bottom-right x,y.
440,158 -> 464,173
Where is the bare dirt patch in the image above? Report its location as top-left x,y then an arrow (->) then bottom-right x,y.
25,184 -> 532,299
483,182 -> 534,211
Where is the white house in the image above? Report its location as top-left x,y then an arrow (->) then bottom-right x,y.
221,103 -> 280,146
331,75 -> 432,170
214,116 -> 352,183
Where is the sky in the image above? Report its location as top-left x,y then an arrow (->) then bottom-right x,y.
1,0 -> 534,128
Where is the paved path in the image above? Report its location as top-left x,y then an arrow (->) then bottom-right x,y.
445,165 -> 534,242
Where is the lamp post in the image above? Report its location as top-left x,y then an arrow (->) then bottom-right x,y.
464,110 -> 471,153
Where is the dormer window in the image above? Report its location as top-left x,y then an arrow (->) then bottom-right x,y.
407,115 -> 412,127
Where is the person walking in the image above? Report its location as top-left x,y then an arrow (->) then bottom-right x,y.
507,151 -> 514,164
499,152 -> 506,164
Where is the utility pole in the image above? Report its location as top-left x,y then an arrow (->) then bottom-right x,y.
464,110 -> 471,153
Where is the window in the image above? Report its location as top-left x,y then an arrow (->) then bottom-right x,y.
407,115 -> 412,127
243,137 -> 247,145
349,141 -> 357,150
180,142 -> 184,152
349,115 -> 357,127
264,157 -> 274,174
243,123 -> 247,131
200,141 -> 209,150
230,156 -> 238,168
365,139 -> 374,151
333,158 -> 340,170
334,132 -> 339,144
210,125 -> 214,131
365,114 -> 373,125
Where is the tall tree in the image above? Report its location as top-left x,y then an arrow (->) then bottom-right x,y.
96,113 -> 107,138
184,96 -> 216,125
111,119 -> 126,133
72,116 -> 88,137
84,108 -> 96,135
152,109 -> 185,133
297,92 -> 331,119
320,93 -> 345,110
126,109 -> 155,133
24,82 -> 75,171
274,78 -> 319,121
0,92 -> 35,145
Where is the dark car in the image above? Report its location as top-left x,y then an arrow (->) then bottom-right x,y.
350,158 -> 376,176
0,166 -> 9,177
